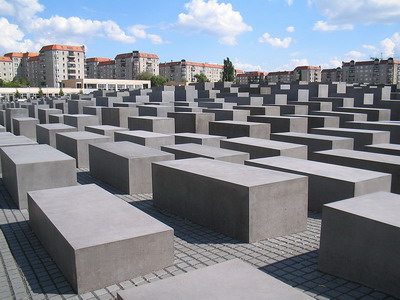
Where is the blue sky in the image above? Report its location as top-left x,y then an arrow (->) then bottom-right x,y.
1,0 -> 399,71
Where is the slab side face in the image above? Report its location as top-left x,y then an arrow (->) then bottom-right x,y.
117,259 -> 313,300
319,192 -> 400,298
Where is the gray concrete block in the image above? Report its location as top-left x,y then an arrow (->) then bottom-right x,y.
0,110 -> 5,126
114,130 -> 174,150
233,105 -> 281,116
312,149 -> 400,193
28,104 -> 49,118
67,99 -> 95,114
248,115 -> 308,133
310,127 -> 390,150
161,143 -> 249,164
5,108 -> 29,133
117,259 -> 313,300
310,111 -> 367,127
319,192 -> 400,298
287,100 -> 333,112
174,106 -> 204,113
48,113 -> 65,124
202,108 -> 250,122
335,107 -> 391,121
271,132 -> 354,157
365,143 -> 400,156
64,114 -> 100,131
38,108 -> 62,124
138,105 -> 174,117
128,116 -> 175,134
246,156 -> 391,212
174,132 -> 226,147
82,106 -> 103,124
152,158 -> 307,242
56,131 -> 111,168
85,125 -> 128,141
28,184 -> 174,293
167,112 -> 214,134
89,142 -> 173,194
1,144 -> 76,209
12,117 -> 39,140
221,137 -> 307,159
36,123 -> 77,148
102,107 -> 138,128
209,120 -> 270,139
285,114 -> 340,131
345,121 -> 400,143
0,124 -> 5,132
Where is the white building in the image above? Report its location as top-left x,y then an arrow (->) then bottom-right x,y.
0,56 -> 13,82
115,51 -> 159,79
160,59 -> 224,82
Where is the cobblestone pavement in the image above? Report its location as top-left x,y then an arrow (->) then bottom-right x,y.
0,169 -> 396,300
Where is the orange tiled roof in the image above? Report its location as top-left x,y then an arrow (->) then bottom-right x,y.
4,52 -> 23,58
237,71 -> 268,77
98,60 -> 115,66
160,61 -> 223,69
294,66 -> 321,71
27,55 -> 40,62
40,45 -> 84,52
86,57 -> 112,63
0,56 -> 12,62
268,71 -> 292,75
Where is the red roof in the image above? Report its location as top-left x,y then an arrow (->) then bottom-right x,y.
160,61 -> 223,69
40,45 -> 84,52
23,52 -> 39,58
294,66 -> 321,71
98,60 -> 115,66
86,57 -> 112,63
4,52 -> 23,58
138,53 -> 158,59
27,55 -> 40,62
235,69 -> 245,74
237,71 -> 268,77
0,56 -> 12,62
115,52 -> 159,60
268,71 -> 292,76
321,68 -> 338,72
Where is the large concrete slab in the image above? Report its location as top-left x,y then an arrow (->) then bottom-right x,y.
202,108 -> 250,122
310,127 -> 390,150
128,116 -> 175,134
102,107 -> 138,128
89,142 -> 173,194
12,117 -> 39,140
64,114 -> 100,131
312,149 -> 400,193
114,130 -> 174,150
28,184 -> 174,293
209,120 -> 270,139
117,259 -> 313,300
271,132 -> 353,157
38,108 -> 62,124
161,143 -> 249,164
233,105 -> 281,116
174,132 -> 226,147
335,107 -> 391,121
167,112 -> 214,134
36,123 -> 77,148
221,137 -> 307,159
310,111 -> 367,127
5,108 -> 29,133
246,156 -> 391,212
56,131 -> 111,168
285,114 -> 340,131
319,192 -> 400,298
138,104 -> 173,117
48,113 -> 65,124
85,125 -> 128,141
365,143 -> 400,156
67,99 -> 95,114
1,144 -> 76,209
345,121 -> 400,143
248,115 -> 308,133
153,158 -> 307,242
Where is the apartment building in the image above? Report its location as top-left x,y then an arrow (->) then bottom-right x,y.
292,66 -> 321,82
114,51 -> 159,79
38,44 -> 85,87
160,60 -> 224,82
97,60 -> 116,79
342,58 -> 400,84
27,55 -> 40,86
321,68 -> 342,83
4,52 -> 23,78
236,71 -> 268,84
266,71 -> 292,83
0,56 -> 13,82
86,57 -> 113,78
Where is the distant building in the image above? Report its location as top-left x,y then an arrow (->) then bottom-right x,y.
27,55 -> 40,86
62,78 -> 150,90
266,71 -> 292,83
85,57 -> 113,78
342,58 -> 400,84
321,68 -> 342,83
0,56 -> 13,82
97,60 -> 116,79
4,52 -> 23,78
160,59 -> 224,82
38,44 -> 86,87
236,71 -> 268,84
292,66 -> 321,82
114,51 -> 159,79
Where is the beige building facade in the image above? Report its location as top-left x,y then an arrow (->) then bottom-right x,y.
115,51 -> 159,79
0,56 -> 13,82
160,60 -> 224,82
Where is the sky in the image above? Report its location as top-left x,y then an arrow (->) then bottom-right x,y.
0,0 -> 400,72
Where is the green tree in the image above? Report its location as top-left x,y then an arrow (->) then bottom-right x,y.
38,88 -> 44,98
136,71 -> 153,80
194,73 -> 210,83
0,79 -> 4,87
222,57 -> 235,82
59,89 -> 65,96
79,89 -> 83,94
151,75 -> 168,87
14,90 -> 22,99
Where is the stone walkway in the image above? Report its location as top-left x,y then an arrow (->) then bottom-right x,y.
0,170 -> 396,300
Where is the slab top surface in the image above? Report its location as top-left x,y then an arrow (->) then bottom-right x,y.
313,127 -> 387,134
129,116 -> 170,120
1,144 -> 74,164
117,259 -> 312,300
272,132 -> 353,141
117,130 -> 171,138
367,143 -> 400,150
224,137 -> 304,149
12,117 -> 38,121
91,141 -> 172,158
174,133 -> 224,139
162,143 -> 246,158
28,184 -> 172,249
211,120 -> 265,126
248,156 -> 389,182
325,192 -> 400,227
316,149 -> 400,164
0,136 -> 37,147
65,114 -> 95,118
85,125 -> 127,131
57,131 -> 108,140
154,157 -> 304,187
37,123 -> 75,130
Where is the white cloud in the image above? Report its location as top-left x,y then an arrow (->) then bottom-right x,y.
380,33 -> 400,57
311,0 -> 400,24
275,58 -> 309,71
258,33 -> 292,48
362,44 -> 376,50
313,20 -> 353,31
128,25 -> 166,44
345,50 -> 366,60
177,0 -> 252,45
286,0 -> 294,6
0,0 -> 44,23
286,26 -> 295,32
233,58 -> 262,71
0,17 -> 39,53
